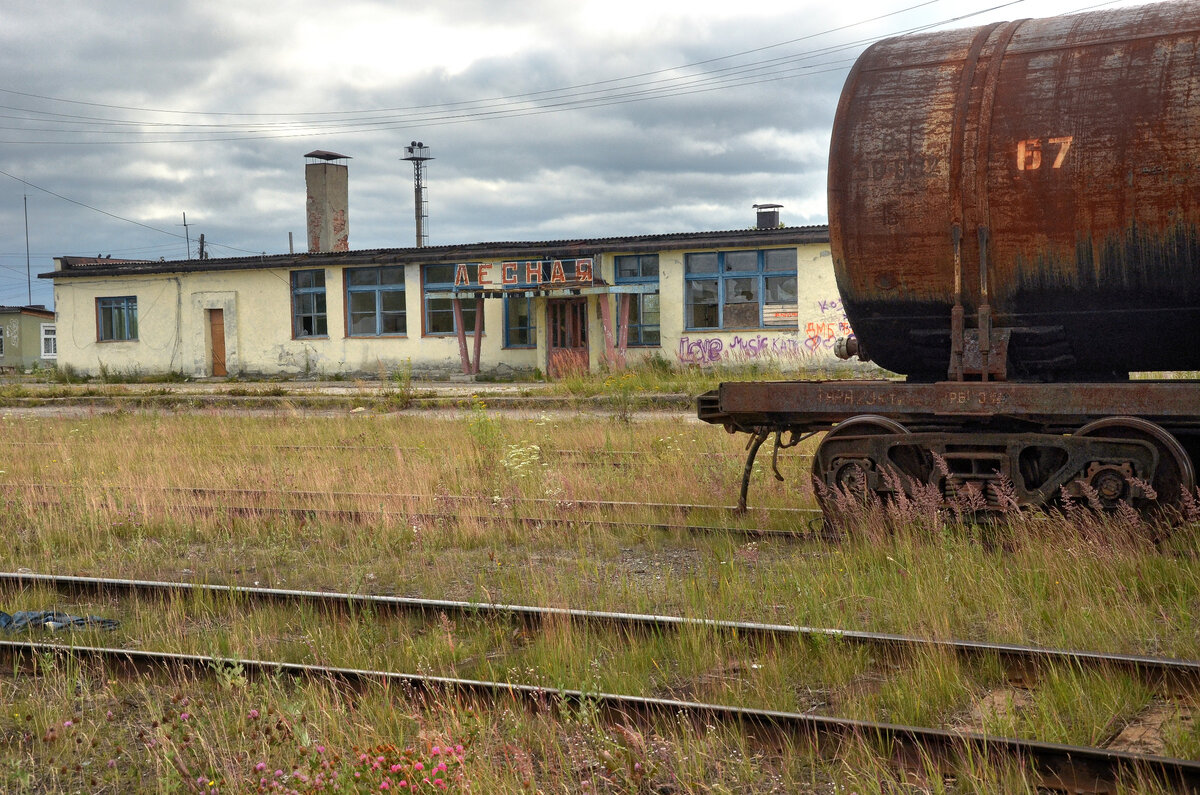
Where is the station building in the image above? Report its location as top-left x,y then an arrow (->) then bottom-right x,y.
44,155 -> 847,380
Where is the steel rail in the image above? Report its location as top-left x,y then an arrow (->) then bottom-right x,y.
5,572 -> 1196,694
0,440 -> 791,460
0,392 -> 694,410
11,500 -> 823,541
1,639 -> 1195,791
0,481 -> 822,516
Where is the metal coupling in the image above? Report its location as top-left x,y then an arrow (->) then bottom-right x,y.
834,335 -> 869,362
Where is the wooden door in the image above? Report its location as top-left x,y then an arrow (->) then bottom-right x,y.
547,298 -> 589,378
208,309 -> 227,377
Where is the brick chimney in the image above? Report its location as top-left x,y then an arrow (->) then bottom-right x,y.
305,150 -> 350,253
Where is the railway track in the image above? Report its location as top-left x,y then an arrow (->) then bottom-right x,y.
13,499 -> 825,541
3,639 -> 1195,792
0,439 -> 805,463
0,480 -> 817,516
7,572 -> 1198,696
6,573 -> 1198,789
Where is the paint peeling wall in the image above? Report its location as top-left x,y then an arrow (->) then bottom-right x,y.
52,267 -> 538,379
51,239 -> 869,378
601,242 -> 865,372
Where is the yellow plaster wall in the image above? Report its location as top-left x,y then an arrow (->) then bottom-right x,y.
52,242 -> 844,378
52,265 -> 541,378
594,242 -> 846,371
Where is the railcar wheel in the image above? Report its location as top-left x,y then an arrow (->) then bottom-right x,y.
815,415 -> 913,503
1074,417 -> 1195,516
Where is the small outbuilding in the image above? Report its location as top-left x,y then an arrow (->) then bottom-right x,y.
0,305 -> 56,373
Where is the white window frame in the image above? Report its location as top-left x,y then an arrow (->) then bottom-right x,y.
41,323 -> 56,359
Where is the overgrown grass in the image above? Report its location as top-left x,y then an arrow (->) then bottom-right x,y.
0,409 -> 1196,791
21,656 -> 1156,794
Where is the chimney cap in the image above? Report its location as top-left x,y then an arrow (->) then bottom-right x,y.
304,150 -> 351,161
752,203 -> 783,209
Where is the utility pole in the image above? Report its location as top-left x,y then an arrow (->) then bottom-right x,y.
23,194 -> 31,305
180,212 -> 191,259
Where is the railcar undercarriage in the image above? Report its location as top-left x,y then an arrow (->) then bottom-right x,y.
697,380 -> 1199,522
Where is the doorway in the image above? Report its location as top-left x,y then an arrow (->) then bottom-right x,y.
208,309 -> 227,376
547,298 -> 588,378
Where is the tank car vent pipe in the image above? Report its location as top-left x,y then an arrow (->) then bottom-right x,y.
949,223 -> 965,381
977,225 -> 991,383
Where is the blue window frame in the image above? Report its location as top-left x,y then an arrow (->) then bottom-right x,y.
423,264 -> 483,335
613,254 -> 660,346
97,296 -> 138,341
346,265 -> 406,336
291,269 -> 327,338
504,296 -> 536,348
684,248 -> 797,330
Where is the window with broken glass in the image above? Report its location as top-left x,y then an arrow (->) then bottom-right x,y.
346,265 -> 406,336
291,269 -> 327,338
613,254 -> 660,346
684,248 -> 797,330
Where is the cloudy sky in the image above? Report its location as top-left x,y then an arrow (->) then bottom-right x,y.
0,0 -> 1156,307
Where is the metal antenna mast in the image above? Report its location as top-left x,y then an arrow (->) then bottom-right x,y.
23,194 -> 31,305
401,142 -> 432,247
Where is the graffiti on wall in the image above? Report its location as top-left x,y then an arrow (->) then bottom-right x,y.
803,298 -> 853,354
678,298 -> 852,365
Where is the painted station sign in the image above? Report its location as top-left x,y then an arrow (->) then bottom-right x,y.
453,258 -> 594,289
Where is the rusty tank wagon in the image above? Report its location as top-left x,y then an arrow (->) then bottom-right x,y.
699,2 -> 1200,520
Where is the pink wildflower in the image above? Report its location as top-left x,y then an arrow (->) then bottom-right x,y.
391,764 -> 403,773
248,709 -> 260,719
414,762 -> 424,771
432,746 -> 441,755
62,720 -> 73,728
256,763 -> 267,772
180,713 -> 190,721
380,781 -> 390,790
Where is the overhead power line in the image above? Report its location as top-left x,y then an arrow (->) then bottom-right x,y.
0,1 -> 1030,146
0,168 -> 260,255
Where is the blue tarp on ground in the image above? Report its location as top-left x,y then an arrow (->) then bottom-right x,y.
0,610 -> 119,633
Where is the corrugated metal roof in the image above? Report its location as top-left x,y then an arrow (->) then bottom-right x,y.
45,225 -> 830,280
0,305 -> 54,317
